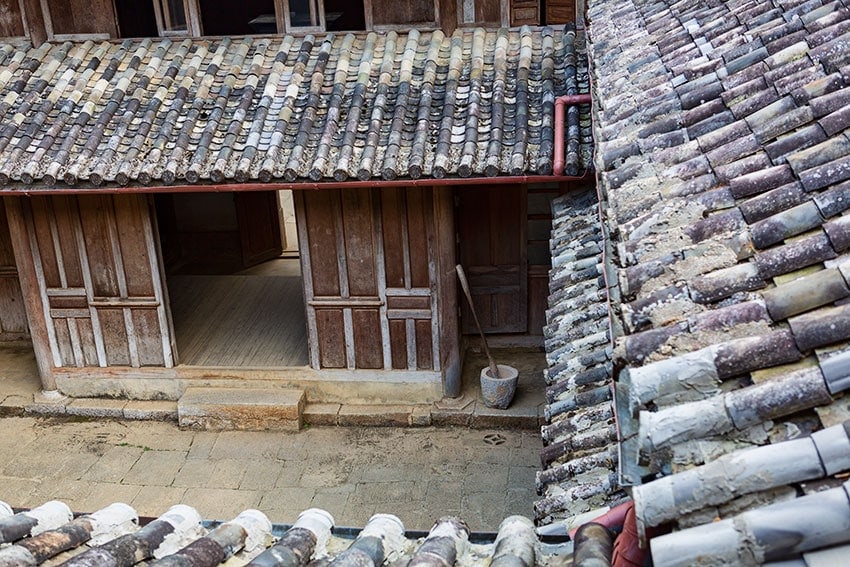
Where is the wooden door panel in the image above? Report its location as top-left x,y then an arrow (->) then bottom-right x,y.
22,195 -> 174,369
458,185 -> 528,334
298,187 -> 439,371
235,191 -> 283,269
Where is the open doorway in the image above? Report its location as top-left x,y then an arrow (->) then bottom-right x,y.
154,190 -> 309,367
0,199 -> 40,396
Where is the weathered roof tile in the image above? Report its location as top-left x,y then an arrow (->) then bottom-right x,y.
0,29 -> 592,188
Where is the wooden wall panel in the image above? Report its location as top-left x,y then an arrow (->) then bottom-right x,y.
371,0 -> 436,26
0,0 -> 26,37
98,308 -> 130,365
44,0 -> 117,37
457,185 -> 528,334
315,309 -> 346,368
133,309 -> 166,366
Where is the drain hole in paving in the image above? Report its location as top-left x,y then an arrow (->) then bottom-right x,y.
483,433 -> 506,446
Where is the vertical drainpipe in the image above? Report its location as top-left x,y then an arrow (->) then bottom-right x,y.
247,509 -> 334,567
553,95 -> 593,177
0,503 -> 138,567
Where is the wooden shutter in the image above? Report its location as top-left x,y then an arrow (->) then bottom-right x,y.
296,187 -> 439,371
16,194 -> 174,368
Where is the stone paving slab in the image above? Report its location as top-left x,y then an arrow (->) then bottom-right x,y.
0,416 -> 541,532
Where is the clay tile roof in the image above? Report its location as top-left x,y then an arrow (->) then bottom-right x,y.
541,0 -> 850,561
0,28 -> 591,190
0,502 -> 570,566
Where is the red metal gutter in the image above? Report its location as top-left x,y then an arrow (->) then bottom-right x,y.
0,173 -> 591,196
553,94 -> 593,176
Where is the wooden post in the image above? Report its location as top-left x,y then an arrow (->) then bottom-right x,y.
3,197 -> 57,391
434,187 -> 461,397
21,0 -> 47,44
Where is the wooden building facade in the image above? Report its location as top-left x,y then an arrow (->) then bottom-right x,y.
0,9 -> 593,403
1,0 -> 580,44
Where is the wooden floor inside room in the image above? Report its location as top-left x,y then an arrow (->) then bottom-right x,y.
167,260 -> 309,367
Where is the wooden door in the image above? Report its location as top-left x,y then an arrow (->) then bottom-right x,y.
296,187 -> 441,372
12,194 -> 174,368
0,199 -> 28,340
235,191 -> 283,269
457,185 -> 528,334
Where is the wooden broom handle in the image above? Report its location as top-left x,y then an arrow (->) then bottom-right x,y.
456,265 -> 501,380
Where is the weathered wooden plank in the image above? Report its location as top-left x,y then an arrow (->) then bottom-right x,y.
132,308 -> 165,366
303,191 -> 341,297
352,308 -> 382,369
415,319 -> 433,370
370,0 -> 435,25
407,187 -> 430,288
97,307 -> 131,366
315,308 -> 346,368
380,188 -> 406,288
0,0 -> 25,36
0,199 -> 27,338
43,0 -> 118,36
75,317 -> 99,366
386,296 -> 431,310
29,197 -> 62,288
52,195 -> 84,289
389,319 -> 407,369
387,309 -> 431,319
78,195 -> 120,297
114,195 -> 155,296
52,317 -> 76,366
341,188 -> 377,296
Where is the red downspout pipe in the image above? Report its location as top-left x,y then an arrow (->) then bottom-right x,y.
553,94 -> 593,176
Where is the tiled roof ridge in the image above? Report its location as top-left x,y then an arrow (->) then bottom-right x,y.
0,27 -> 594,188
0,500 -> 571,566
534,185 -> 629,529
581,0 -> 850,560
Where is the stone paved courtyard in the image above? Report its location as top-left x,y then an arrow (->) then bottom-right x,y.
0,416 -> 541,532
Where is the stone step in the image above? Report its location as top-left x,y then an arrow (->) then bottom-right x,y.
178,387 -> 305,431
